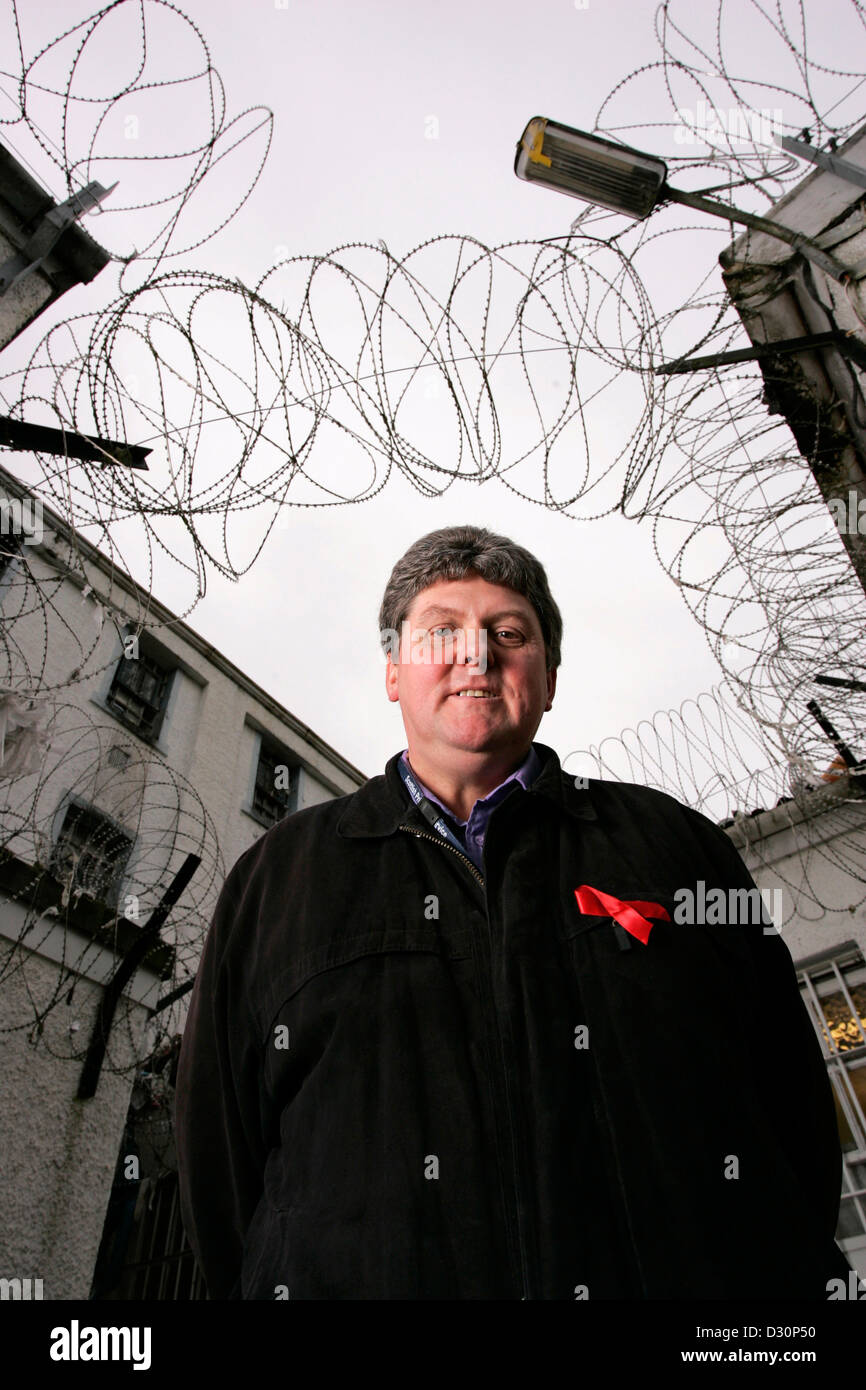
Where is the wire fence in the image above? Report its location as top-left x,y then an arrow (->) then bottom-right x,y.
0,0 -> 865,1076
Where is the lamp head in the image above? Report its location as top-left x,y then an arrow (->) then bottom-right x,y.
515,117 -> 668,220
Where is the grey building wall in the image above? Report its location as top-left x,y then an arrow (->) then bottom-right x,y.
727,779 -> 866,1279
0,466 -> 366,1298
0,903 -> 163,1299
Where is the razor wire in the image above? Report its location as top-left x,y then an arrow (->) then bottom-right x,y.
564,676 -> 866,933
0,0 -> 266,1079
0,0 -> 273,288
0,694 -> 223,1074
0,0 -> 865,1085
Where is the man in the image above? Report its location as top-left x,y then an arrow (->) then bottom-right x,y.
176,525 -> 849,1299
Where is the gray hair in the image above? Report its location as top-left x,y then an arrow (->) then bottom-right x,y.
378,525 -> 563,668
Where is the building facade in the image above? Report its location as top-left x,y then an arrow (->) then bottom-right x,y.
0,464 -> 365,1299
727,782 -> 866,1280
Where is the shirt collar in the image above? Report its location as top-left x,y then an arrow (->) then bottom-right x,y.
399,744 -> 542,828
335,743 -> 597,839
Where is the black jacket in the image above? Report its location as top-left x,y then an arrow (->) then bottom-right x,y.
175,744 -> 849,1299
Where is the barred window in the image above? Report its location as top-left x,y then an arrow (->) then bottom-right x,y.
252,741 -> 298,827
798,946 -> 866,1242
105,647 -> 173,740
92,1168 -> 207,1301
51,801 -> 134,907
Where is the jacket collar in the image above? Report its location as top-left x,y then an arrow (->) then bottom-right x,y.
337,742 -> 597,839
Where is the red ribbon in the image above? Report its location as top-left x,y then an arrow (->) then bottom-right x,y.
574,884 -> 670,946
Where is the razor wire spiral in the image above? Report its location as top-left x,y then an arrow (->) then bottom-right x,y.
0,0 -> 865,1066
0,0 -> 273,286
564,676 -> 866,932
0,694 -> 223,1072
0,0 -> 266,1070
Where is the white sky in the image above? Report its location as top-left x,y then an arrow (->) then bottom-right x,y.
2,0 -> 864,782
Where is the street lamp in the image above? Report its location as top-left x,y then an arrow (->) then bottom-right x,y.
514,116 -> 848,283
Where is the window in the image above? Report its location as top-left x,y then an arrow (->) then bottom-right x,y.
252,740 -> 299,827
105,644 -> 173,740
51,800 -> 134,907
798,947 -> 866,1241
92,1164 -> 206,1301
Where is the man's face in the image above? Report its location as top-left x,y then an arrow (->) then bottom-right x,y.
385,574 -> 556,770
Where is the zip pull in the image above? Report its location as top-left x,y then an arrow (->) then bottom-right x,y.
398,824 -> 485,888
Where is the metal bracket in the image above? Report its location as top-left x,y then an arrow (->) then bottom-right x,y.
77,852 -> 200,1100
815,674 -> 866,693
0,415 -> 150,469
806,698 -> 861,770
151,976 -> 195,1014
655,329 -> 866,375
779,136 -> 866,192
0,180 -> 116,297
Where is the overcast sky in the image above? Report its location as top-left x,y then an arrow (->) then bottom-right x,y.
2,0 -> 863,782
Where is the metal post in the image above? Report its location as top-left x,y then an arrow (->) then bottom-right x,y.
77,853 -> 200,1100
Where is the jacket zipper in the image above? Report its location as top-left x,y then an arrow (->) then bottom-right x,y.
397,823 -> 485,886
398,821 -> 531,1299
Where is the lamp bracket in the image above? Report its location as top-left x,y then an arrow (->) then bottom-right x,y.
0,180 -> 116,297
780,136 -> 866,193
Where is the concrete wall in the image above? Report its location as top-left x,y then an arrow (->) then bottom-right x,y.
727,789 -> 866,961
0,226 -> 54,351
0,468 -> 366,1299
727,781 -> 866,1279
0,902 -> 162,1298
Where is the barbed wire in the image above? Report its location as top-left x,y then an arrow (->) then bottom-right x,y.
0,695 -> 222,1068
1,0 -> 866,1111
565,676 -> 866,931
0,0 -> 268,1101
0,0 -> 273,287
595,0 -> 866,202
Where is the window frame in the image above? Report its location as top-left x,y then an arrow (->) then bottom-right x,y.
245,731 -> 300,829
49,795 -> 136,909
797,944 -> 866,1245
103,637 -> 176,744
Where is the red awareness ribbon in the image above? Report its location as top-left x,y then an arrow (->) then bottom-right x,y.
574,884 -> 670,946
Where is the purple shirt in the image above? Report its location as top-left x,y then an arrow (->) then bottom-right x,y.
399,744 -> 542,871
